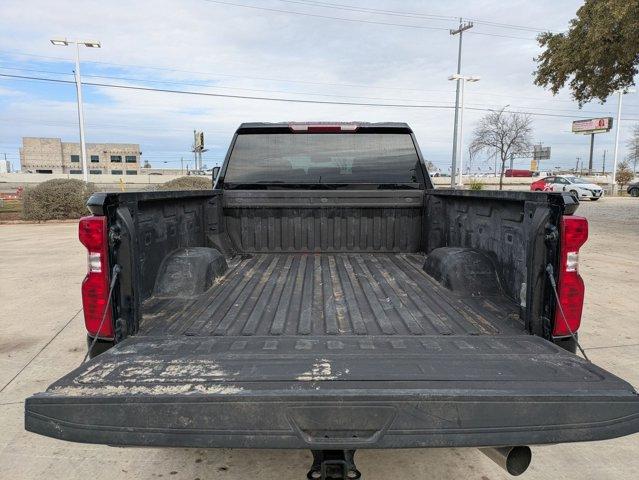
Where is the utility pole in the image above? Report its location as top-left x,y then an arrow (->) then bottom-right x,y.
602,150 -> 606,176
449,18 -> 473,188
575,157 -> 580,173
181,157 -> 184,175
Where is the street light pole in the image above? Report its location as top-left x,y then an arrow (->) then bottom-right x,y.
611,91 -> 623,195
448,74 -> 480,187
611,88 -> 636,194
50,38 -> 101,183
449,19 -> 473,188
73,42 -> 89,182
458,78 -> 466,186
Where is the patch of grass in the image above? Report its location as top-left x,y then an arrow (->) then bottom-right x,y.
468,178 -> 486,191
0,198 -> 22,213
0,199 -> 23,221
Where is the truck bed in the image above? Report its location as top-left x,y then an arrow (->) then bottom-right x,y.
140,253 -> 523,338
24,188 -> 639,452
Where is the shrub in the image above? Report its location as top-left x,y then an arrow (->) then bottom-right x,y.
22,179 -> 96,221
154,176 -> 213,191
468,178 -> 485,190
616,161 -> 634,191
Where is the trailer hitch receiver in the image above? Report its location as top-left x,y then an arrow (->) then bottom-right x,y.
307,450 -> 361,480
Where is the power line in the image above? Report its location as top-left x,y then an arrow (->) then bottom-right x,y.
201,0 -> 538,40
0,66 -> 460,103
202,0 -> 449,31
2,65 -> 633,117
8,50 -> 624,108
3,72 -> 639,121
0,50 -> 460,94
0,72 -> 456,108
276,0 -> 458,23
274,0 -> 548,32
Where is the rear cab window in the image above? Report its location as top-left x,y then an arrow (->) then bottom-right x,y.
222,124 -> 426,189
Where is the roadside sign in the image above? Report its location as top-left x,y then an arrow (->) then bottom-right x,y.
572,117 -> 613,134
194,131 -> 204,149
534,145 -> 551,159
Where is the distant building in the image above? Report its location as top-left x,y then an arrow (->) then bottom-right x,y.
19,137 -> 141,175
0,159 -> 10,173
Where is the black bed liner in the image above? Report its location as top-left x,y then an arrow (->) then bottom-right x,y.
25,253 -> 639,449
140,253 -> 522,337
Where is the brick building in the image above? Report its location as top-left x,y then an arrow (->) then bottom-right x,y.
19,137 -> 142,175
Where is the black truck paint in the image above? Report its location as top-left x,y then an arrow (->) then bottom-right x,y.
25,123 -> 639,473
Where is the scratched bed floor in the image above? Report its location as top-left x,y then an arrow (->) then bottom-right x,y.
140,253 -> 524,337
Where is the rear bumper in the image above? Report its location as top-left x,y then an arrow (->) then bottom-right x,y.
25,389 -> 639,449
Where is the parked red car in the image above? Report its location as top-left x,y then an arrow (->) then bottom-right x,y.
530,177 -> 552,191
505,169 -> 533,177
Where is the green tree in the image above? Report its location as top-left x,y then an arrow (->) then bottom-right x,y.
534,0 -> 639,105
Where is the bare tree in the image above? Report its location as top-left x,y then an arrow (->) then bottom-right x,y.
616,160 -> 634,190
626,124 -> 639,174
469,110 -> 533,190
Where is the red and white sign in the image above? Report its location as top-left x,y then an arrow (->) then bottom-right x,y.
572,117 -> 613,134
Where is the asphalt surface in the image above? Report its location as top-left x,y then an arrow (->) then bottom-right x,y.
1,197 -> 638,480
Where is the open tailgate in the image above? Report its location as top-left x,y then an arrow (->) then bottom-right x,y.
25,335 -> 639,449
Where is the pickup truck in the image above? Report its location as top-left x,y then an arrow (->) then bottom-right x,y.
25,122 -> 639,478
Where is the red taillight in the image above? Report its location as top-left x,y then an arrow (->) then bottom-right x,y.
553,215 -> 588,336
79,216 -> 114,339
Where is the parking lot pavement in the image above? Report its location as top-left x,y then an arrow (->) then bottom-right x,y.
1,197 -> 638,480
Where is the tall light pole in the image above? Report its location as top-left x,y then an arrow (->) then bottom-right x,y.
449,19 -> 474,187
50,38 -> 101,183
448,74 -> 480,187
611,88 -> 636,195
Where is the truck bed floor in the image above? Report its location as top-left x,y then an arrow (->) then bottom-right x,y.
140,253 -> 523,337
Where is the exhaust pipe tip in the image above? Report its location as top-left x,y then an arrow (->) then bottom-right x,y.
480,446 -> 532,476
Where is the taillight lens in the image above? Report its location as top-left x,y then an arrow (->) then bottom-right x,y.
553,216 -> 588,336
78,216 -> 114,339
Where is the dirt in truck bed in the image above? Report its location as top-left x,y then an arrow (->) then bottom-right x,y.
140,253 -> 523,338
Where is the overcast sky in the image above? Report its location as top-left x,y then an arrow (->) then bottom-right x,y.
1,0 -> 638,173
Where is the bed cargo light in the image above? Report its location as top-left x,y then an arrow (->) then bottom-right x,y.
289,123 -> 358,133
78,216 -> 114,339
553,215 -> 588,337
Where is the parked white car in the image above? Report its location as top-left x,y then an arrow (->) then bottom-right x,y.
532,175 -> 604,201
